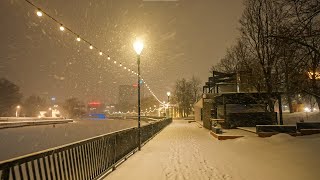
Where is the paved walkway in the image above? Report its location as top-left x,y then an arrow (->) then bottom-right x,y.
104,120 -> 320,180
105,120 -> 234,180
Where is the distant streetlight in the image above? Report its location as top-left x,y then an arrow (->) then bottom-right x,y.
133,38 -> 144,151
16,105 -> 21,117
307,72 -> 320,80
167,92 -> 171,102
167,92 -> 171,118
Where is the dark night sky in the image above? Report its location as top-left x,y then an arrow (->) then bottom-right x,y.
0,0 -> 244,104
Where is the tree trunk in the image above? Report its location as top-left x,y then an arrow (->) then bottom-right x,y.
287,94 -> 294,113
316,97 -> 320,111
284,65 -> 294,113
266,68 -> 275,112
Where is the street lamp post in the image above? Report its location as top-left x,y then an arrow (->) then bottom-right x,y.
16,105 -> 21,117
133,39 -> 144,151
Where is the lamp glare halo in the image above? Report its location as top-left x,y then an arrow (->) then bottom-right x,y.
133,40 -> 144,55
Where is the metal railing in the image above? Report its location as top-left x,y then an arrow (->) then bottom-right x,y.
0,118 -> 172,180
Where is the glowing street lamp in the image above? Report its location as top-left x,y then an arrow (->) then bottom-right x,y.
133,38 -> 144,151
16,105 -> 21,117
167,92 -> 171,118
133,39 -> 144,55
307,72 -> 320,80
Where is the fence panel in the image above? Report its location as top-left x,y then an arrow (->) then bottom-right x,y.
0,118 -> 172,180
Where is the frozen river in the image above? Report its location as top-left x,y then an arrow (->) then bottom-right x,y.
0,119 -> 142,161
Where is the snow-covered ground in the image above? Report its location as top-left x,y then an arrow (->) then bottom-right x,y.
105,120 -> 320,180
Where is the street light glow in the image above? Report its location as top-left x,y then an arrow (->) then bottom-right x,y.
307,72 -> 320,80
304,107 -> 311,112
133,39 -> 144,55
59,25 -> 65,31
16,105 -> 21,109
167,92 -> 171,97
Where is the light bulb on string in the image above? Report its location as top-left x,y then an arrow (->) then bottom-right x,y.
76,37 -> 81,41
59,25 -> 65,31
89,45 -> 93,49
36,9 -> 43,17
119,63 -> 122,67
107,56 -> 110,60
99,51 -> 103,55
114,61 -> 117,64
124,67 -> 127,69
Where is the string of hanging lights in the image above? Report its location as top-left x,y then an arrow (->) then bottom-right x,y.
23,0 -> 165,104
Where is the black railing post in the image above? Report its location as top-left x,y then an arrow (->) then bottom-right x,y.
0,168 -> 9,180
112,135 -> 117,171
0,119 -> 172,180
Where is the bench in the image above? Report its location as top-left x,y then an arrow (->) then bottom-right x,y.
296,122 -> 320,135
296,122 -> 320,131
256,125 -> 297,137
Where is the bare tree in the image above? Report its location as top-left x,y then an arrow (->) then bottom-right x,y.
190,75 -> 202,103
269,0 -> 320,107
240,0 -> 287,111
174,78 -> 193,117
0,78 -> 22,116
211,38 -> 264,92
24,95 -> 47,117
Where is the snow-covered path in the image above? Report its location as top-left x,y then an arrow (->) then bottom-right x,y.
105,120 -> 320,180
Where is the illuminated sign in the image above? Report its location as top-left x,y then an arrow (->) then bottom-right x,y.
88,102 -> 101,107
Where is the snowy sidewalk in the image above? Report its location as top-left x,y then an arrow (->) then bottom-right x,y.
104,120 -> 320,180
